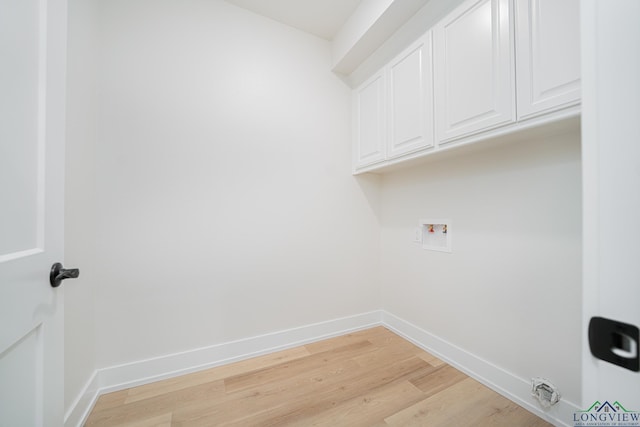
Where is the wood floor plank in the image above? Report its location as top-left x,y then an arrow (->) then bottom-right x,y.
229,357 -> 433,426
416,351 -> 446,367
90,344 -> 312,417
363,329 -> 419,351
408,364 -> 468,398
384,377 -> 551,427
304,381 -> 425,427
86,381 -> 226,426
223,340 -> 372,394
170,359 -> 364,426
88,389 -> 130,412
117,412 -> 173,427
85,327 -> 552,427
303,327 -> 386,354
200,344 -> 312,381
351,341 -> 424,368
123,368 -> 228,405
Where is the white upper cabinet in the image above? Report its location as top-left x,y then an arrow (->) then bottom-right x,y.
353,71 -> 386,168
387,32 -> 434,159
351,0 -> 581,174
515,0 -> 581,120
434,0 -> 515,144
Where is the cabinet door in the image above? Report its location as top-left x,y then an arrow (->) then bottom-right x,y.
515,0 -> 581,120
434,0 -> 515,144
387,32 -> 434,159
353,72 -> 386,169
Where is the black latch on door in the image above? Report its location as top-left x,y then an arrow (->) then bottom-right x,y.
589,316 -> 639,372
50,262 -> 80,288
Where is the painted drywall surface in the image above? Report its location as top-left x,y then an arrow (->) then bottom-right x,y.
379,133 -> 582,404
90,0 -> 381,368
64,0 -> 98,412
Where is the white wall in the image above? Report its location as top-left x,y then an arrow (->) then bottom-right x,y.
87,0 -> 381,369
379,132 -> 583,404
64,0 -> 583,421
64,0 -> 98,413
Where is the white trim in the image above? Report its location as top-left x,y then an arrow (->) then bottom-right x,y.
381,311 -> 580,427
65,310 -> 581,427
579,0 -> 599,405
353,105 -> 580,175
64,371 -> 99,427
0,248 -> 44,264
64,311 -> 382,427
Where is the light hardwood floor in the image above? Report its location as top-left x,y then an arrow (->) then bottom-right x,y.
85,327 -> 552,426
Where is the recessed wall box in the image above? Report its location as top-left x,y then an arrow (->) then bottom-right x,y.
420,219 -> 452,253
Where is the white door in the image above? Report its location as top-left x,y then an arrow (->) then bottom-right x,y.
353,71 -> 386,170
434,0 -> 515,144
514,0 -> 581,120
0,0 -> 68,426
582,0 -> 640,414
387,31 -> 434,159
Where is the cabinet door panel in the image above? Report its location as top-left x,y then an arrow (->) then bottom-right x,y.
388,33 -> 434,158
354,73 -> 386,168
435,0 -> 515,144
516,0 -> 581,119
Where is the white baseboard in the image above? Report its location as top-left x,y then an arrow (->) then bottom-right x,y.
381,311 -> 580,427
64,310 -> 382,427
65,309 -> 580,427
64,370 -> 99,427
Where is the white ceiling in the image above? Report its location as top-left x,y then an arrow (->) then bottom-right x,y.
224,0 -> 363,40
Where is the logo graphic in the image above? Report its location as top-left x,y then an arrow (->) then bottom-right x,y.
574,401 -> 640,426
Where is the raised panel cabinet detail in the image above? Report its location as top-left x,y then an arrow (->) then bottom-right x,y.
387,32 -> 434,158
434,0 -> 515,144
515,0 -> 581,119
353,72 -> 386,169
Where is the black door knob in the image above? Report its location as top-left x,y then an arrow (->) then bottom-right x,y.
50,262 -> 80,288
